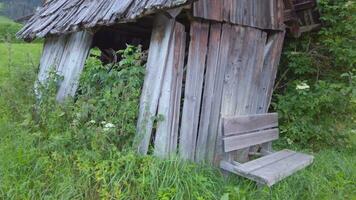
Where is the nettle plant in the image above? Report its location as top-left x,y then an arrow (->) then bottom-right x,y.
273,0 -> 355,150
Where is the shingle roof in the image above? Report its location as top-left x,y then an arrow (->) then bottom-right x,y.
17,0 -> 188,41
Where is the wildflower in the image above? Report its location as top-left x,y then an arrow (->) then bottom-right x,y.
103,123 -> 116,131
89,120 -> 96,124
296,83 -> 310,90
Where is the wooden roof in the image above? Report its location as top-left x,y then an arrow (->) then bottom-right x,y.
17,0 -> 189,41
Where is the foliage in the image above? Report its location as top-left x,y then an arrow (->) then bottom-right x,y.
0,15 -> 23,43
273,0 -> 356,150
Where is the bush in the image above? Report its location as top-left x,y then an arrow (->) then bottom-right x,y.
274,0 -> 356,150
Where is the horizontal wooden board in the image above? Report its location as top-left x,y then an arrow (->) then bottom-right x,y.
237,149 -> 296,172
223,113 -> 278,136
221,150 -> 314,186
250,152 -> 314,186
223,128 -> 279,152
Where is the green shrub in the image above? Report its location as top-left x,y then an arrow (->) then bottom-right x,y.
274,0 -> 356,150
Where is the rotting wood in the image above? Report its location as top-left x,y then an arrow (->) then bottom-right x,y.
154,21 -> 186,158
179,20 -> 209,161
136,14 -> 176,155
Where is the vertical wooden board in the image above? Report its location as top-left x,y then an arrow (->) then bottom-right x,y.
212,23 -> 234,165
256,31 -> 285,152
193,0 -> 223,22
136,14 -> 176,155
154,21 -> 186,158
256,31 -> 285,113
56,31 -> 93,102
37,35 -> 67,84
179,21 -> 209,160
195,22 -> 223,163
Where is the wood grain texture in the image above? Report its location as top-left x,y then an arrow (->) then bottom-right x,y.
179,21 -> 209,160
136,14 -> 175,155
56,31 -> 93,102
17,0 -> 190,40
223,113 -> 278,136
195,22 -> 223,163
193,0 -> 285,30
154,21 -> 186,158
221,150 -> 314,186
223,128 -> 279,152
215,25 -> 268,163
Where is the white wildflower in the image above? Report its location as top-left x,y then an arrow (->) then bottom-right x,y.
101,121 -> 107,125
103,123 -> 116,131
296,83 -> 310,90
89,120 -> 96,124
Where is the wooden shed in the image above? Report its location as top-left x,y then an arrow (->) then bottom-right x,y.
17,0 -> 320,186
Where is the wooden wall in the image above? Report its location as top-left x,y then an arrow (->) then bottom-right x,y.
193,0 -> 285,30
137,16 -> 285,165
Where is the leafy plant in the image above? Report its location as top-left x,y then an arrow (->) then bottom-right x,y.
274,0 -> 356,150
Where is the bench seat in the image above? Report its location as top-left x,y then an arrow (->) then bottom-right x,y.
220,149 -> 314,186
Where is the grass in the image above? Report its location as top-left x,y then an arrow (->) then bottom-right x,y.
0,43 -> 42,84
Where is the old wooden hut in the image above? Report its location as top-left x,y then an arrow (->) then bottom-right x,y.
17,0 -> 320,186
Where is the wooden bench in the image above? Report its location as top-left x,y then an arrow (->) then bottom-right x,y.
220,113 -> 314,187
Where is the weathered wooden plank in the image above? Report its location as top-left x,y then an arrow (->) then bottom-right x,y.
223,129 -> 279,152
179,21 -> 209,160
37,35 -> 67,84
236,150 -> 296,172
214,25 -> 267,163
55,31 -> 93,102
193,0 -> 285,30
136,14 -> 176,155
223,113 -> 278,136
154,21 -> 186,158
221,151 -> 314,186
195,22 -> 223,163
35,35 -> 68,99
212,23 -> 236,164
250,152 -> 314,186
